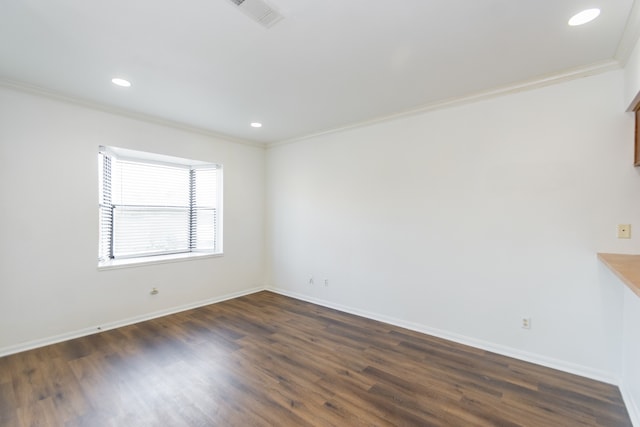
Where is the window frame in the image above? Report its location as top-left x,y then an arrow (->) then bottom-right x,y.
98,146 -> 223,269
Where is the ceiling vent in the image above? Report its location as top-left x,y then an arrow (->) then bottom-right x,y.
230,0 -> 283,28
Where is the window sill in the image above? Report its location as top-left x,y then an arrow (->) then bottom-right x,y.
98,252 -> 223,270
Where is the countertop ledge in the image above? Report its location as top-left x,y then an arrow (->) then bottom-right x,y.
598,253 -> 640,298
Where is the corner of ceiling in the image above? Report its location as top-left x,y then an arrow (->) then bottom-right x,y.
265,59 -> 621,150
614,0 -> 640,66
0,77 -> 267,149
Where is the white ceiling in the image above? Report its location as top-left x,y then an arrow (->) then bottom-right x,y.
0,0 -> 637,144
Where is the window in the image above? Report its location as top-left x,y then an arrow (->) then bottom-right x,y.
98,146 -> 222,267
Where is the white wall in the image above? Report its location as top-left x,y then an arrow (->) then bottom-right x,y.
625,34 -> 640,109
266,70 -> 640,382
620,36 -> 640,426
2,54 -> 639,420
620,284 -> 640,425
0,87 -> 265,354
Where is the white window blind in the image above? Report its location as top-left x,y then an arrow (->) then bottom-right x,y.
98,146 -> 222,264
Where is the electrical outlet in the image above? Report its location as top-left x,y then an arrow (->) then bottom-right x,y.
617,224 -> 631,239
522,318 -> 531,329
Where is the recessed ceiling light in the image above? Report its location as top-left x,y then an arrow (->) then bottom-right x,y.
568,8 -> 601,26
250,122 -> 262,128
111,78 -> 131,87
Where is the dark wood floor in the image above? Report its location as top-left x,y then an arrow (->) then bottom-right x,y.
0,291 -> 632,426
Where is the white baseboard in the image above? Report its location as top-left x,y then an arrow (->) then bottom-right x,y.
0,286 -> 266,357
2,285 -> 633,423
0,285 -> 622,389
267,286 -> 618,386
621,385 -> 640,427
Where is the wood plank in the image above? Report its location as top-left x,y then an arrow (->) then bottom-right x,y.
598,252 -> 640,297
0,291 -> 632,426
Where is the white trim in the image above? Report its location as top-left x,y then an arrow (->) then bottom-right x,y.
0,60 -> 623,150
1,284 -> 630,419
0,286 -> 266,358
628,89 -> 640,112
267,60 -> 620,149
98,252 -> 224,270
0,78 -> 265,149
615,0 -> 640,67
620,385 -> 640,427
101,145 -> 221,168
267,286 -> 619,385
0,284 -> 622,386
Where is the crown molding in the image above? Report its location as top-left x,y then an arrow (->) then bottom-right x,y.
0,78 -> 266,149
615,0 -> 640,66
267,59 -> 621,149
0,56 -> 624,152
